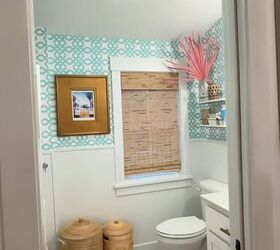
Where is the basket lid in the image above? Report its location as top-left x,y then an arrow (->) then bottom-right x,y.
60,218 -> 102,240
103,220 -> 133,236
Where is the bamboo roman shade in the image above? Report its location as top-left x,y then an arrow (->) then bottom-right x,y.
121,72 -> 181,176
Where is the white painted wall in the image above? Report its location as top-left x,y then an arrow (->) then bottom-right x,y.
33,3 -> 226,250
42,148 -> 201,250
239,0 -> 280,249
34,0 -> 222,40
0,0 -> 42,249
190,140 -> 228,185
42,141 -> 228,250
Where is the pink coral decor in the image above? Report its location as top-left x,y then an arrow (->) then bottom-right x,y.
167,33 -> 220,83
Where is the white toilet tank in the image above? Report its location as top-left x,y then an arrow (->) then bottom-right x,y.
199,179 -> 228,220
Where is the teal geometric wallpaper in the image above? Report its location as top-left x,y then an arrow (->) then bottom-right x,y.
35,18 -> 225,151
188,18 -> 227,141
35,27 -> 180,151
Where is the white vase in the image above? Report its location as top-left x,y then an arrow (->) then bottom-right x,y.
203,81 -> 208,98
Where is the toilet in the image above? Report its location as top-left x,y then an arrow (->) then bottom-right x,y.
156,179 -> 228,250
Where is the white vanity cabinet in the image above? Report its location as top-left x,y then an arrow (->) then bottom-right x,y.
207,231 -> 230,250
205,206 -> 230,250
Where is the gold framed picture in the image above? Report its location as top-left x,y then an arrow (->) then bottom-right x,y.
55,75 -> 110,136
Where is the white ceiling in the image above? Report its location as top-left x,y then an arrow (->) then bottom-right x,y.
34,0 -> 222,40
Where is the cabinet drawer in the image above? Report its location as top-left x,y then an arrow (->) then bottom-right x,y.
207,231 -> 230,250
206,206 -> 230,244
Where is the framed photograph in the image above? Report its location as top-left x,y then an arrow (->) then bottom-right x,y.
72,90 -> 95,121
55,75 -> 110,136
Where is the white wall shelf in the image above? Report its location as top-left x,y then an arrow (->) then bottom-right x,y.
199,98 -> 226,104
200,124 -> 227,128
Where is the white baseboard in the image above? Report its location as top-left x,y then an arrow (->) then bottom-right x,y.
134,241 -> 158,250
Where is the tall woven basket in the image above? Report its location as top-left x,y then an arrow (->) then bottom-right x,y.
58,218 -> 103,250
103,220 -> 133,250
207,80 -> 221,100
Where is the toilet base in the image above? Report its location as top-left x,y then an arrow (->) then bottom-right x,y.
157,237 -> 206,250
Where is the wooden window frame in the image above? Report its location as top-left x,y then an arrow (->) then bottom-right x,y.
110,57 -> 192,196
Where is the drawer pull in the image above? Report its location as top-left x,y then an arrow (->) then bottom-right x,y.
220,227 -> 230,236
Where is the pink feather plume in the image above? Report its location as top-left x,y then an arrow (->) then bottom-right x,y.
167,33 -> 220,83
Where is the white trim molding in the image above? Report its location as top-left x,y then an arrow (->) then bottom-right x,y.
110,56 -> 192,196
222,1 -> 245,249
114,174 -> 193,196
134,241 -> 158,250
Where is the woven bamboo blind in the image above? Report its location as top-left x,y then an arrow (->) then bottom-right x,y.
121,72 -> 181,176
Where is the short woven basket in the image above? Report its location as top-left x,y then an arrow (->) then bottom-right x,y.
58,218 -> 103,250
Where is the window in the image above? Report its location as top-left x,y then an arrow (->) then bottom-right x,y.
111,57 -> 192,196
121,72 -> 181,176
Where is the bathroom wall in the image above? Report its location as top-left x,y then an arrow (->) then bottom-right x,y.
36,28 -> 201,250
42,149 -> 201,250
188,18 -> 228,184
35,27 -> 180,151
36,19 -> 225,152
190,140 -> 228,184
35,17 -> 227,250
188,18 -> 226,142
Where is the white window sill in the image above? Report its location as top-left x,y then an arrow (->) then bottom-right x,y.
114,174 -> 193,196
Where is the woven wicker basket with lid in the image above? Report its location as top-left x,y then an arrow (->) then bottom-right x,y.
58,218 -> 103,250
206,80 -> 221,100
103,220 -> 133,250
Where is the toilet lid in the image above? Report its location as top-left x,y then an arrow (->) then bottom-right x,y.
156,216 -> 206,239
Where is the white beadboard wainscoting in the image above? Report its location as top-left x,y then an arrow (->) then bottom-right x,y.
41,147 -> 201,250
190,139 -> 228,185
134,241 -> 159,250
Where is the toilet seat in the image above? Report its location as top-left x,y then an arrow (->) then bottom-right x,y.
156,216 -> 206,239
